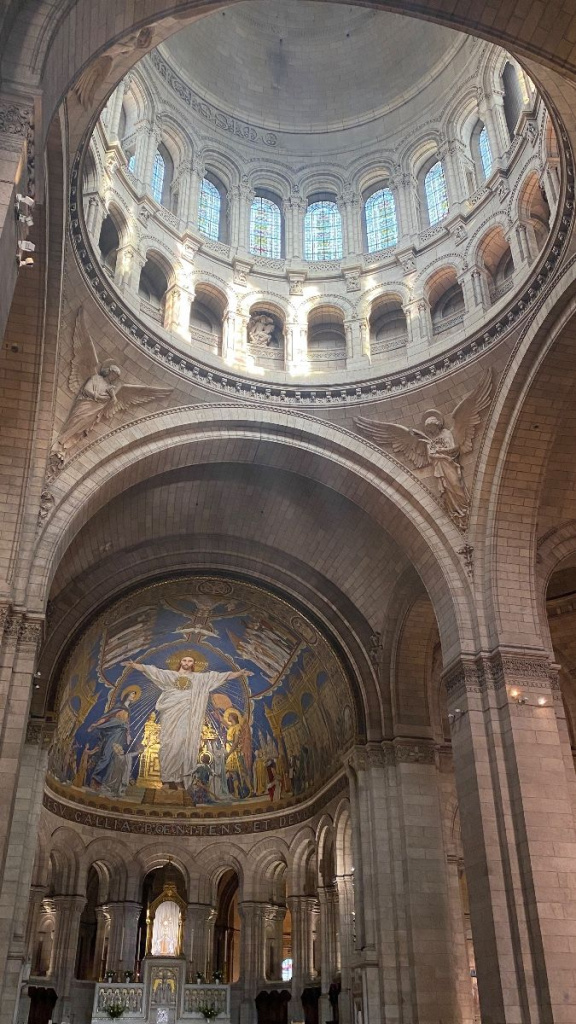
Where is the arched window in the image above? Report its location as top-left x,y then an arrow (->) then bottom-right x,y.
502,62 -> 523,139
199,177 -> 222,241
478,126 -> 492,179
151,151 -> 165,204
250,195 -> 282,258
364,187 -> 398,252
281,958 -> 293,982
424,161 -> 449,226
127,153 -> 136,174
304,198 -> 343,261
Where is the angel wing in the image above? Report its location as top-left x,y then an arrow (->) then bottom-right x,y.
451,369 -> 493,454
73,55 -> 114,109
68,307 -> 101,393
102,383 -> 172,420
354,417 -> 430,469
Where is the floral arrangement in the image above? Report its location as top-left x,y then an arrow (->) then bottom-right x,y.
195,971 -> 205,984
197,1005 -> 218,1020
212,969 -> 223,983
106,1002 -> 125,1019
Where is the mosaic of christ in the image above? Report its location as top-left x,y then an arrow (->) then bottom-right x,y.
48,577 -> 356,814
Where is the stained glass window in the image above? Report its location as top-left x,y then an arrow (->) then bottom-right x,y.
281,958 -> 293,982
127,153 -> 136,174
304,201 -> 343,261
250,196 -> 282,258
199,178 -> 221,241
151,151 -> 165,204
424,161 -> 449,226
479,126 -> 492,179
365,187 -> 398,252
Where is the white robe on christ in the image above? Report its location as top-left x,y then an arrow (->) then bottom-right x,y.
135,664 -> 235,785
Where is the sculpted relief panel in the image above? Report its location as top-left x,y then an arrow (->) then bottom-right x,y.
47,577 -> 355,819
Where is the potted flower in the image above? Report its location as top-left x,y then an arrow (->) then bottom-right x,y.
212,969 -> 223,985
104,970 -> 115,983
195,971 -> 205,985
106,1002 -> 125,1019
197,1005 -> 218,1020
123,971 -> 133,983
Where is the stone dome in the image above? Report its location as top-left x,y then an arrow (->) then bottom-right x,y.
79,1 -> 560,398
161,2 -> 466,133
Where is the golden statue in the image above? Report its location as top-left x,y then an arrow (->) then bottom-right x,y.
137,711 -> 162,789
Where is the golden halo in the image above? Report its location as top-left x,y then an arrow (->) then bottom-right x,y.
165,649 -> 209,672
121,684 -> 142,701
223,707 -> 243,725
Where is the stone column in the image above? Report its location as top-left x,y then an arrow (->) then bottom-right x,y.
84,194 -> 106,245
470,267 -> 491,310
117,244 -> 146,294
393,741 -> 462,1024
0,613 -> 44,1022
25,886 -> 47,965
318,884 -> 340,1023
346,748 -> 389,1023
183,904 -> 216,980
285,321 -> 308,373
105,902 -> 127,973
338,185 -> 361,256
404,297 -> 431,356
443,649 -> 576,1024
143,123 -> 162,198
235,178 -> 254,254
336,875 -> 354,1024
264,905 -> 286,981
188,158 -> 204,229
239,902 -> 267,1024
164,284 -> 194,338
106,81 -> 126,142
93,906 -> 110,981
50,895 -> 86,1021
119,902 -> 142,977
287,895 -> 313,1015
287,191 -> 305,260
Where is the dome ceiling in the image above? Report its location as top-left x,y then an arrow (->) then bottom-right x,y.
161,1 -> 467,132
47,576 -> 355,826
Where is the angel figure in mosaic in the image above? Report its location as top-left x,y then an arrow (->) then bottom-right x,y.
54,307 -> 171,453
355,370 -> 492,525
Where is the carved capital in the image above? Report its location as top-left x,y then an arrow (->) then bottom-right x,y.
393,741 -> 436,765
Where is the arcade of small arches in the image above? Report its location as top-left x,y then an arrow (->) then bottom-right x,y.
83,43 -> 558,379
30,806 -> 357,1024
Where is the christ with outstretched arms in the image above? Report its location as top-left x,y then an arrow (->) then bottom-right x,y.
123,655 -> 251,789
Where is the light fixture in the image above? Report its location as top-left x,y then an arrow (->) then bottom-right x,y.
18,213 -> 33,227
16,256 -> 34,268
18,239 -> 35,252
448,708 -> 467,722
510,690 -> 549,708
16,193 -> 35,208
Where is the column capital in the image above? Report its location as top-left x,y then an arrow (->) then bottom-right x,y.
442,648 -> 558,704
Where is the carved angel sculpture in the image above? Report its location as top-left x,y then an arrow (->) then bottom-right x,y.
355,370 -> 492,524
55,308 -> 172,453
248,314 -> 276,348
73,27 -> 154,109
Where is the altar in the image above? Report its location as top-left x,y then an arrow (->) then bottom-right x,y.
92,959 -> 230,1024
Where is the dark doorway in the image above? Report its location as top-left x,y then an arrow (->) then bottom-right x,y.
27,986 -> 57,1024
255,988 -> 291,1024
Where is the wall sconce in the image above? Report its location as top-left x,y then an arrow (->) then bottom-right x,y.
509,689 -> 548,708
448,708 -> 467,722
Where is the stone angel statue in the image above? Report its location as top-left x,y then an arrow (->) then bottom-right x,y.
355,369 -> 492,524
55,307 -> 172,453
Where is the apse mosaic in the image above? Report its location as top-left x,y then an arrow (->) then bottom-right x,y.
48,577 -> 355,816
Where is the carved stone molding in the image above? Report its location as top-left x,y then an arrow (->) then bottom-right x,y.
393,741 -> 436,765
443,649 -> 556,702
